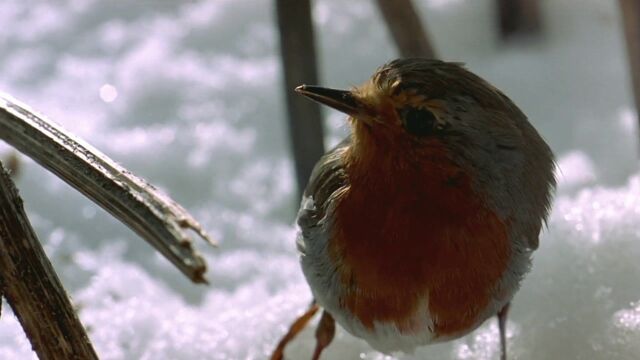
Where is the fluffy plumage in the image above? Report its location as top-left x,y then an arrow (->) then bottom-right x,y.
295,59 -> 556,355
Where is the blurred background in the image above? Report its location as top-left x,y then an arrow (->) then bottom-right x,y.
1,0 -> 640,359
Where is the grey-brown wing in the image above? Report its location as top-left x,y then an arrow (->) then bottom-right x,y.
295,138 -> 350,255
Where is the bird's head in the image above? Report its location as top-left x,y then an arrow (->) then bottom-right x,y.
297,59 -> 535,167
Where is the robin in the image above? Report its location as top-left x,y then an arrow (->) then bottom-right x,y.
271,59 -> 556,360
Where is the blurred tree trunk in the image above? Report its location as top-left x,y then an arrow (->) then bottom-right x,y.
497,0 -> 542,40
375,0 -> 437,58
276,0 -> 325,200
620,0 -> 640,151
0,162 -> 99,360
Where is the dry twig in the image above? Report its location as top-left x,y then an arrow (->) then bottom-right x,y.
0,161 -> 99,360
0,93 -> 214,283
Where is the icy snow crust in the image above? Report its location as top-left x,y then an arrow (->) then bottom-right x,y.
0,0 -> 639,359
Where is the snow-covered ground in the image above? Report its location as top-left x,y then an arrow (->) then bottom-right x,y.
0,0 -> 639,359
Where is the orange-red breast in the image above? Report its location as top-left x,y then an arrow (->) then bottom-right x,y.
273,59 -> 556,360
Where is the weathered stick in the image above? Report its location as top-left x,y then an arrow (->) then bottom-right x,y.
0,93 -> 213,284
620,0 -> 640,151
276,0 -> 326,199
0,161 -> 99,360
375,0 -> 437,58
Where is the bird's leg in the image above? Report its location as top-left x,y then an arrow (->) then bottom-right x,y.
311,310 -> 335,360
270,301 -> 320,360
497,302 -> 511,360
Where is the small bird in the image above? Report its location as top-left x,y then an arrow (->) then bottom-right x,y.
272,59 -> 555,360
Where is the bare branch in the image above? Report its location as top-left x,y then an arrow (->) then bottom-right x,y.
0,161 -> 99,360
375,0 -> 437,59
497,0 -> 542,40
620,0 -> 640,152
0,93 -> 214,284
276,0 -> 326,200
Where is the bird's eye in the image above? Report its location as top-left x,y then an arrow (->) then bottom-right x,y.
401,107 -> 437,136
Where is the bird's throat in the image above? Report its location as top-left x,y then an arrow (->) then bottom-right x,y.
345,123 -> 457,190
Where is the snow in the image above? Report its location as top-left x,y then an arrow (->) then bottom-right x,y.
556,150 -> 598,193
0,0 -> 639,359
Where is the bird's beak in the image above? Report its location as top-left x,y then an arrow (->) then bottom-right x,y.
295,85 -> 363,117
